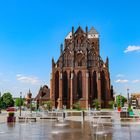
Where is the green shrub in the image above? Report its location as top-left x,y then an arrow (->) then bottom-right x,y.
73,102 -> 81,110
109,100 -> 114,109
127,106 -> 133,112
92,99 -> 100,110
44,101 -> 53,110
8,112 -> 14,117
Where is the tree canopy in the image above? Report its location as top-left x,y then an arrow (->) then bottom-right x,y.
0,92 -> 14,109
15,98 -> 24,107
116,95 -> 127,107
92,99 -> 100,110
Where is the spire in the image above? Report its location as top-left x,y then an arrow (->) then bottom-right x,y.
60,43 -> 63,54
105,57 -> 109,68
52,57 -> 54,64
52,57 -> 54,63
72,26 -> 74,36
52,57 -> 55,69
28,89 -> 32,98
86,26 -> 88,36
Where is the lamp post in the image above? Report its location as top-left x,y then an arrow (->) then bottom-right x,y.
0,92 -> 1,113
19,92 -> 22,116
127,88 -> 130,106
30,92 -> 32,114
30,98 -> 32,114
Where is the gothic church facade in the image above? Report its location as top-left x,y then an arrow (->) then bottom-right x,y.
50,26 -> 112,109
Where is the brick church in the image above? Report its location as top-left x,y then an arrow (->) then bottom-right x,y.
50,26 -> 113,109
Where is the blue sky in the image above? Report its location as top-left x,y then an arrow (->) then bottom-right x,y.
0,0 -> 140,97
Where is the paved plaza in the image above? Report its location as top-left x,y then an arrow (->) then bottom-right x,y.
0,110 -> 140,140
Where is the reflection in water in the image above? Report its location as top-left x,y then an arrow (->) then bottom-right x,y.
54,122 -> 69,127
0,119 -> 140,140
0,131 -> 6,134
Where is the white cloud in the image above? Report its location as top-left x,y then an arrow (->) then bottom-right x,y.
16,74 -> 40,85
124,45 -> 140,53
115,79 -> 129,83
116,74 -> 124,78
132,80 -> 140,83
17,74 -> 22,77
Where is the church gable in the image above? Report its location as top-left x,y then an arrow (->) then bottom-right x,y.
55,26 -> 107,69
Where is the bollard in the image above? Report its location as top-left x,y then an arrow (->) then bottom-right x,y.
63,112 -> 65,119
82,111 -> 85,122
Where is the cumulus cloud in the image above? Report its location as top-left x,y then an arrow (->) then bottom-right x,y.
124,45 -> 140,53
115,79 -> 129,83
16,74 -> 40,85
132,80 -> 140,83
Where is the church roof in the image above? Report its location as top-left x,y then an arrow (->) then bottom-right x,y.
88,27 -> 98,35
75,26 -> 85,34
65,32 -> 72,39
35,85 -> 50,101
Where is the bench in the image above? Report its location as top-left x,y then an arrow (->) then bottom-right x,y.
18,116 -> 36,122
93,116 -> 112,119
40,117 -> 58,120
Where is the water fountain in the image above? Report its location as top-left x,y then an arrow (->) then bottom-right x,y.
88,110 -> 114,140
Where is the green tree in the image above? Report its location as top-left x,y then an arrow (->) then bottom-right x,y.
93,99 -> 100,110
109,100 -> 114,109
15,98 -> 23,107
116,95 -> 127,107
43,101 -> 53,110
0,96 -> 2,109
73,101 -> 81,110
1,92 -> 14,109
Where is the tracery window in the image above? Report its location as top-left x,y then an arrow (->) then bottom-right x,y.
75,53 -> 85,67
88,52 -> 93,66
67,53 -> 72,67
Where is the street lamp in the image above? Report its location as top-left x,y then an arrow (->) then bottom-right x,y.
30,97 -> 32,114
127,88 -> 130,106
19,92 -> 22,116
0,92 -> 1,113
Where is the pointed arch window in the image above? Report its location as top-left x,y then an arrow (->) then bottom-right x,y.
55,71 -> 59,108
63,71 -> 68,99
76,53 -> 85,67
77,71 -> 82,99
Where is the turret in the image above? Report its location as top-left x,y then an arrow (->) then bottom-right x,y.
86,26 -> 88,36
60,43 -> 63,54
52,57 -> 55,68
72,26 -> 74,36
105,57 -> 109,69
